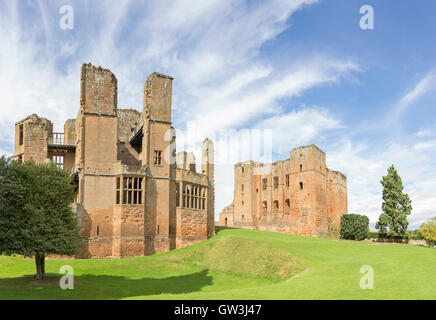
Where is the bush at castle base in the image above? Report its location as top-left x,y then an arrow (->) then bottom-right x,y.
340,214 -> 369,240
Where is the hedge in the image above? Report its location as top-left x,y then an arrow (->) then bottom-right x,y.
340,214 -> 369,240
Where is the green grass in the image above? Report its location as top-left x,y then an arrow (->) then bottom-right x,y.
0,227 -> 435,299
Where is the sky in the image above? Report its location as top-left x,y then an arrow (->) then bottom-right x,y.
0,0 -> 435,229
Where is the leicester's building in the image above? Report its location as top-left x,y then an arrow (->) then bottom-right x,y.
14,63 -> 215,258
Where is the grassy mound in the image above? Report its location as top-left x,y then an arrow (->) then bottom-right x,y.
167,235 -> 304,281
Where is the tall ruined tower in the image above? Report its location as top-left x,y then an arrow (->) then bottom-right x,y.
201,138 -> 215,237
288,145 -> 328,236
75,63 -> 119,257
142,72 -> 177,254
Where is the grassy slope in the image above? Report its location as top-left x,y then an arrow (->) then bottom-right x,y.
0,227 -> 435,300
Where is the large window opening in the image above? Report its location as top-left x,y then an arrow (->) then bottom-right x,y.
52,155 -> 64,169
117,176 -> 143,205
262,178 -> 267,190
274,176 -> 279,188
262,201 -> 267,215
19,124 -> 23,146
273,200 -> 279,212
285,174 -> 290,187
182,183 -> 206,210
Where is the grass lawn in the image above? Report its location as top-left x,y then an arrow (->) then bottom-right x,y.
0,227 -> 435,299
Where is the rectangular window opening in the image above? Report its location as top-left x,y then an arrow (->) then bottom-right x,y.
154,150 -> 162,166
117,176 -> 144,205
19,124 -> 23,146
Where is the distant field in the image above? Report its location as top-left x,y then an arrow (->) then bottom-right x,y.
0,227 -> 435,300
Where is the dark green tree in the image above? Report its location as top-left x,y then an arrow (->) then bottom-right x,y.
0,157 -> 81,280
340,213 -> 369,240
375,165 -> 412,238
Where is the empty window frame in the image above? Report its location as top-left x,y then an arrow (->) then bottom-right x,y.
274,176 -> 279,188
284,199 -> 290,215
120,176 -> 143,205
52,155 -> 64,169
262,201 -> 267,215
285,174 -> 290,187
19,124 -> 23,145
182,183 -> 206,210
153,150 -> 162,166
273,200 -> 279,212
176,183 -> 180,207
262,178 -> 267,190
116,177 -> 121,204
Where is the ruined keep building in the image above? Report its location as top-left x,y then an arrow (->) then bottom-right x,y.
14,63 -> 215,258
219,145 -> 347,237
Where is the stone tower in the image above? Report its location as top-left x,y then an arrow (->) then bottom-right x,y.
75,63 -> 119,257
201,138 -> 215,237
288,145 -> 328,236
142,72 -> 177,254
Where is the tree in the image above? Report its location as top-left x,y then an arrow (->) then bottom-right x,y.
0,157 -> 81,280
375,165 -> 412,238
418,218 -> 436,247
340,214 -> 369,240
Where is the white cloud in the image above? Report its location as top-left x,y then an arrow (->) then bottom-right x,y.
327,132 -> 436,229
255,107 -> 343,155
388,72 -> 436,125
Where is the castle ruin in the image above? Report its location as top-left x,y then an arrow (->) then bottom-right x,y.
219,145 -> 347,237
14,63 -> 215,258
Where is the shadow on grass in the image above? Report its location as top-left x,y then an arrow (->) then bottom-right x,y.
0,269 -> 213,300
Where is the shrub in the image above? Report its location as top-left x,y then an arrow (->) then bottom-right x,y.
408,230 -> 422,240
340,214 -> 369,240
367,232 -> 379,239
418,220 -> 436,247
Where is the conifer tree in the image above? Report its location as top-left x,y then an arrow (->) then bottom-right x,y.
0,157 -> 81,280
375,165 -> 412,237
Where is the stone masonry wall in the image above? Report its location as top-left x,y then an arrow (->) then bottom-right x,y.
220,144 -> 347,237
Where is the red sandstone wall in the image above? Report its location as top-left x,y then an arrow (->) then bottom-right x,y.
143,73 -> 175,255
220,144 -> 344,238
327,169 -> 348,228
175,207 -> 208,248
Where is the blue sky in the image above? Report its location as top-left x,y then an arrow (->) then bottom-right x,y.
0,0 -> 435,228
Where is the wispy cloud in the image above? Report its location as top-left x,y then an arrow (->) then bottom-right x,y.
388,72 -> 436,125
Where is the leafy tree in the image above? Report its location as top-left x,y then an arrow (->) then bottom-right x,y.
340,214 -> 369,240
0,157 -> 81,280
375,165 -> 412,238
418,218 -> 436,247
